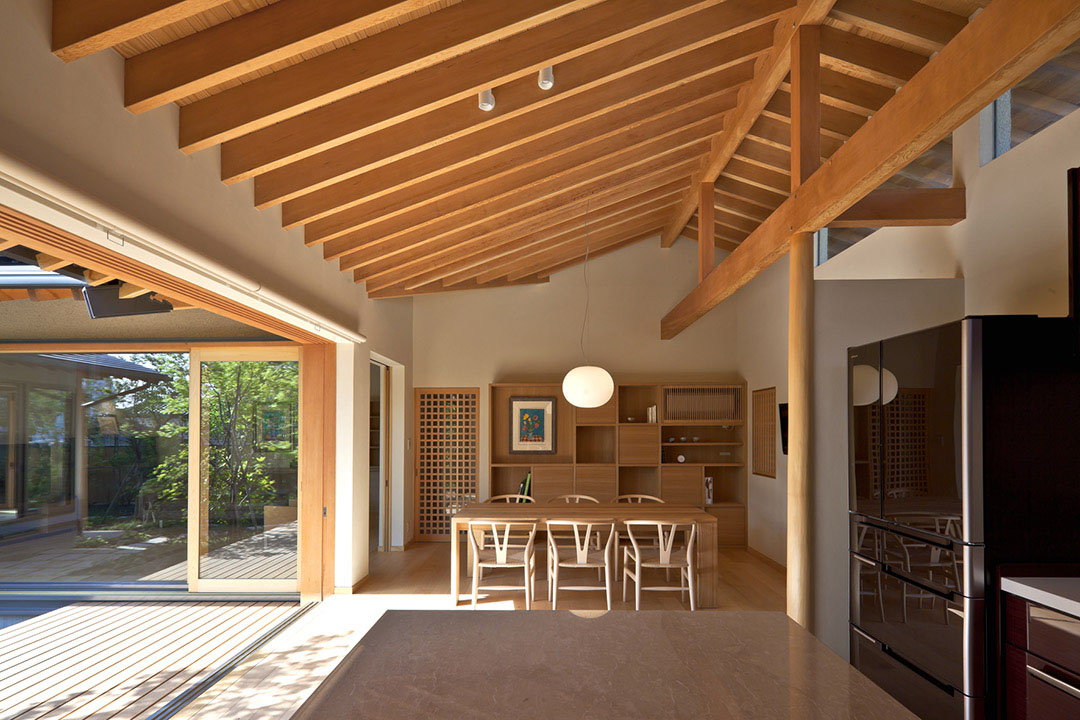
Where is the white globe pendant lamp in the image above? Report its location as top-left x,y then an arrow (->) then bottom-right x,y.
562,201 -> 614,409
851,364 -> 899,406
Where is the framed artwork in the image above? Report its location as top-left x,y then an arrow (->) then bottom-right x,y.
258,405 -> 295,448
509,397 -> 556,454
97,414 -> 119,435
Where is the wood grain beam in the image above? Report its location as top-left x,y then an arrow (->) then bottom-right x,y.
818,25 -> 928,89
404,183 -> 688,290
218,0 -> 726,182
658,0 -> 836,248
506,228 -> 663,281
828,187 -> 966,227
685,217 -> 751,246
287,75 -> 743,229
117,283 -> 151,299
830,0 -> 968,54
83,270 -> 117,286
178,0 -> 602,151
35,252 -> 70,272
537,233 -> 658,278
347,153 -> 699,281
661,0 -> 1080,340
369,275 -> 549,299
51,0 -> 231,62
251,8 -> 780,202
329,114 -> 723,268
125,0 -> 443,113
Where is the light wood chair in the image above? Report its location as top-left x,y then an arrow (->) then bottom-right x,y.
551,494 -> 600,503
468,521 -> 538,610
614,494 -> 664,504
622,520 -> 697,611
547,520 -> 616,610
487,494 -> 535,503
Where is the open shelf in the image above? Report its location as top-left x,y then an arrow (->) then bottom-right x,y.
618,385 -> 659,424
705,464 -> 745,504
618,465 -> 660,497
490,465 -> 532,498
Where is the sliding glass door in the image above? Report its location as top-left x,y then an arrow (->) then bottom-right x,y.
188,348 -> 300,592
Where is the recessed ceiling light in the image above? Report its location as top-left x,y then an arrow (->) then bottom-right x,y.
538,66 -> 554,90
478,88 -> 495,111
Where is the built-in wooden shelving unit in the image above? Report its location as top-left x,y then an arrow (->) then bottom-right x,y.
488,381 -> 747,546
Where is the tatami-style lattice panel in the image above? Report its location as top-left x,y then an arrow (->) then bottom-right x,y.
415,388 -> 478,541
869,389 -> 930,499
661,385 -> 743,423
752,387 -> 776,479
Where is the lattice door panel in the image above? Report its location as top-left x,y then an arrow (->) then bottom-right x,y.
869,389 -> 930,499
415,388 -> 478,541
752,387 -> 776,478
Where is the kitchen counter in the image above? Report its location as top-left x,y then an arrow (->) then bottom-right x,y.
292,610 -> 917,719
1001,576 -> 1080,618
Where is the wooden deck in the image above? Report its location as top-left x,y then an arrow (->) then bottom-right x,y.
0,601 -> 297,720
141,523 -> 298,582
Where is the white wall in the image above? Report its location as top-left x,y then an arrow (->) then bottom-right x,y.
413,239 -> 740,496
0,0 -> 415,579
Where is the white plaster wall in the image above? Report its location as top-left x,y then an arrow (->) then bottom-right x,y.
413,239 -> 740,497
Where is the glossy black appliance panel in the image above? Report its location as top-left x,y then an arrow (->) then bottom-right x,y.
849,340 -> 883,519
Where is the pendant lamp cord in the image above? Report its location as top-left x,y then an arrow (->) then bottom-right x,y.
580,200 -> 590,364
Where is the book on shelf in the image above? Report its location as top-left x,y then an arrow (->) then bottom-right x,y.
646,404 -> 658,423
516,472 -> 532,501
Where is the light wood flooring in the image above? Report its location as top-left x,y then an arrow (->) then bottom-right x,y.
0,601 -> 298,720
174,542 -> 786,720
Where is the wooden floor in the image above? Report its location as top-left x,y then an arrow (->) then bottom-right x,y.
0,601 -> 298,720
173,542 -> 785,720
142,523 -> 298,582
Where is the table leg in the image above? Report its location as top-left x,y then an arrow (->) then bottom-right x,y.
697,521 -> 718,609
450,521 -> 460,605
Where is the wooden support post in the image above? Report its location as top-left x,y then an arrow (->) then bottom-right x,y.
698,182 -> 715,282
786,25 -> 819,629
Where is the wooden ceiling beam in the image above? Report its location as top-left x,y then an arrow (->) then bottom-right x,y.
35,252 -> 70,272
178,0 -> 603,151
733,137 -> 791,173
818,25 -> 928,89
83,269 -> 117,286
764,90 -> 868,139
722,158 -> 791,195
505,227 -> 663,282
815,67 -> 895,115
829,0 -> 968,54
345,149 -> 701,279
251,6 -> 781,203
218,0 -> 732,181
686,216 -> 754,243
536,232 -> 659,279
712,189 -> 771,223
828,187 -> 966,227
353,165 -> 694,285
51,0 -> 231,62
402,183 -> 689,290
438,202 -> 681,289
287,76 -> 742,229
658,0 -> 836,249
715,176 -> 787,211
125,0 -> 445,113
368,275 -> 549,300
117,283 -> 151,299
661,0 -> 1080,339
326,112 -> 724,265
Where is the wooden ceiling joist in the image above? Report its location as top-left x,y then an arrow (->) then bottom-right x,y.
118,283 -> 152,299
814,67 -> 895,115
330,117 -> 723,269
818,25 -> 928,88
368,274 -> 550,300
661,0 -> 1080,339
124,0 -> 447,113
217,0 -> 736,182
177,0 -> 605,151
252,7 -> 781,205
828,187 -> 966,227
83,269 -> 117,286
406,182 -> 690,290
347,152 -> 702,281
51,0 -> 231,62
502,227 -> 663,282
829,0 -> 969,54
659,0 -> 837,249
35,252 -> 70,272
289,76 -> 743,230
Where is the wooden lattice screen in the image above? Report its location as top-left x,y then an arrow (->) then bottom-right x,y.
869,389 -> 930,499
661,385 -> 743,423
414,388 -> 478,541
752,387 -> 777,478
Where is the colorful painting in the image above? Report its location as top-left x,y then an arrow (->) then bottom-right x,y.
258,405 -> 295,447
509,397 -> 556,454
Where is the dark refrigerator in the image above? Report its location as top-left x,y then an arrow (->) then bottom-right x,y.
847,315 -> 1080,720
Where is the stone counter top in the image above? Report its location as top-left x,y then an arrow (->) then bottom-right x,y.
292,610 -> 916,719
1002,576 -> 1080,618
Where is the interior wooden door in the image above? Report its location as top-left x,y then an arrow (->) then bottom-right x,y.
188,347 -> 301,592
414,388 -> 478,542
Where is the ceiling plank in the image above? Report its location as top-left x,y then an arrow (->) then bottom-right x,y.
816,67 -> 895,114
323,109 -> 725,261
828,187 -> 966,227
346,150 -> 701,280
125,0 -> 444,113
819,25 -> 929,88
118,283 -> 151,299
398,184 -> 689,290
286,74 -> 744,229
503,227 -> 663,282
254,13 -> 777,206
536,232 -> 659,278
51,0 -> 231,62
83,269 -> 117,286
369,275 -> 549,299
765,91 -> 867,138
829,0 -> 968,54
659,0 -> 837,248
358,168 -> 694,289
35,252 -> 70,272
685,217 -> 752,244
218,0 -> 737,182
178,0 -> 604,151
661,0 -> 1080,339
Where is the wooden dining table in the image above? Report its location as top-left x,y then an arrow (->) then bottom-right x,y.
449,503 -> 719,608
